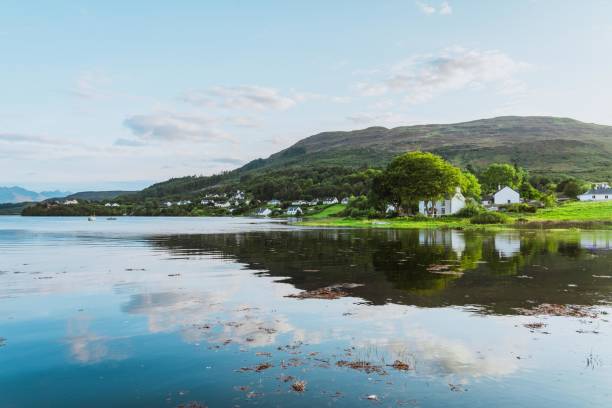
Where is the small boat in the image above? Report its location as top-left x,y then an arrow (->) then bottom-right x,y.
88,214 -> 96,222
106,217 -> 117,220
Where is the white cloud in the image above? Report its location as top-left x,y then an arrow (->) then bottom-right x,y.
417,1 -> 436,14
0,133 -> 69,146
355,47 -> 529,103
440,1 -> 452,15
123,113 -> 231,142
70,71 -> 112,100
416,1 -> 452,15
181,85 -> 296,110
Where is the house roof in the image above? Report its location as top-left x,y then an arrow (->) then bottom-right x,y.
581,187 -> 612,195
494,186 -> 519,195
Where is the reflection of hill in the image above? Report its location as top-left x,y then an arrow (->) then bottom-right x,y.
147,229 -> 612,315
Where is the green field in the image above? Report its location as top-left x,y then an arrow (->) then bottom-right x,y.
306,204 -> 346,219
525,201 -> 612,221
298,201 -> 612,230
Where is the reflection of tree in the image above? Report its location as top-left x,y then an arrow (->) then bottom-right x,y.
147,229 -> 612,315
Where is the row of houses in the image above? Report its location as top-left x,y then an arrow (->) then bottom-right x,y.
418,185 -> 522,217
269,197 -> 349,206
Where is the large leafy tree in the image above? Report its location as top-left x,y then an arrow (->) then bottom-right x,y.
460,172 -> 482,200
378,151 -> 465,212
479,163 -> 523,193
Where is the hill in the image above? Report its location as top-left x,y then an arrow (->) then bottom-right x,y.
61,190 -> 137,201
133,116 -> 612,200
0,186 -> 71,204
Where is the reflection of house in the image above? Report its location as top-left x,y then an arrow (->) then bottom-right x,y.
286,206 -> 303,216
256,208 -> 272,217
580,233 -> 611,250
450,230 -> 466,257
418,187 -> 465,217
578,183 -> 611,201
418,230 -> 465,257
494,233 -> 521,257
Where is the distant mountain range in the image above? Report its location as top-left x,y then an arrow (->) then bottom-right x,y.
0,186 -> 71,204
136,116 -> 612,199
0,187 -> 137,204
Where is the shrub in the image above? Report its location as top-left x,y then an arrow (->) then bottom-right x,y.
503,203 -> 537,213
470,212 -> 508,224
455,204 -> 483,218
411,213 -> 429,221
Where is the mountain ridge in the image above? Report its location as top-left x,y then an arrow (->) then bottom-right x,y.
135,116 -> 612,199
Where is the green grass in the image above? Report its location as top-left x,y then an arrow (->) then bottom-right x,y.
298,201 -> 612,230
300,216 -> 471,230
306,204 -> 347,219
523,201 -> 612,221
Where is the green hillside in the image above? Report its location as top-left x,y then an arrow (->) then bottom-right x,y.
134,116 -> 612,200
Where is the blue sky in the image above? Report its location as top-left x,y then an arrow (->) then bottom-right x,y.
2,0 -> 611,191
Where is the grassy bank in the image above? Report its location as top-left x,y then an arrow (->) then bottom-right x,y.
297,201 -> 612,230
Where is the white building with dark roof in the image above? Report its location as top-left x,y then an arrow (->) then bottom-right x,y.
578,183 -> 612,201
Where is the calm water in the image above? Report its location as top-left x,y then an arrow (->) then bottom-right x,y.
1,216 -> 611,407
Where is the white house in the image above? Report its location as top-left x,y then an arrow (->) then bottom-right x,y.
63,199 -> 78,205
104,202 -> 120,207
418,187 -> 466,217
341,197 -> 349,205
286,206 -> 303,216
385,204 -> 397,214
256,208 -> 272,217
164,201 -> 173,207
323,197 -> 339,205
578,183 -> 612,201
200,199 -> 211,205
309,199 -> 320,206
177,200 -> 192,206
268,199 -> 281,206
291,200 -> 309,206
232,190 -> 245,201
493,186 -> 520,205
214,201 -> 231,208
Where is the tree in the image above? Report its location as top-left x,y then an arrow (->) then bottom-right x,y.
377,152 -> 463,214
519,181 -> 540,200
460,172 -> 482,200
479,163 -> 523,193
556,178 -> 586,199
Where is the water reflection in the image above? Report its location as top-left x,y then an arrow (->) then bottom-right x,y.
2,221 -> 612,407
149,229 -> 612,313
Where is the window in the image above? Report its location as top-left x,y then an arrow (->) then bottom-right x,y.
593,195 -> 596,199
507,199 -> 511,204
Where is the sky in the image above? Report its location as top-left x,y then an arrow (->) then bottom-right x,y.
2,0 -> 611,192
